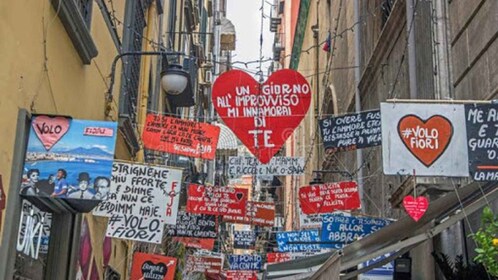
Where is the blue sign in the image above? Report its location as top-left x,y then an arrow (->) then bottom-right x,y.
228,254 -> 262,271
321,215 -> 392,249
276,230 -> 321,252
360,253 -> 394,279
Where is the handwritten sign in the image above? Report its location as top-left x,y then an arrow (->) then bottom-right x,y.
142,114 -> 220,160
227,156 -> 304,177
298,210 -> 322,229
31,115 -> 70,150
276,230 -> 321,252
166,211 -> 217,238
212,69 -> 312,164
130,252 -> 176,280
186,184 -> 247,217
403,195 -> 428,222
299,181 -> 361,215
321,214 -> 392,249
234,231 -> 256,249
226,270 -> 257,280
228,255 -> 262,271
185,255 -> 223,274
17,200 -> 52,259
223,201 -> 275,226
101,162 -> 183,244
465,104 -> 498,181
266,251 -> 325,264
381,103 -> 468,176
172,237 -> 215,250
320,110 -> 382,152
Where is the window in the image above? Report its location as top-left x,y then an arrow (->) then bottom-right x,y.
50,0 -> 97,64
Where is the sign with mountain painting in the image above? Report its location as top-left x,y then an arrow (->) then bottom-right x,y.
21,115 -> 117,212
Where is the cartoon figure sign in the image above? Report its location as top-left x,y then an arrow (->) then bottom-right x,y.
381,103 -> 468,176
212,69 -> 312,164
130,252 -> 177,280
21,115 -> 117,212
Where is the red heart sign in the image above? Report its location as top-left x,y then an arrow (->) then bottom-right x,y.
398,115 -> 453,167
403,195 -> 428,222
32,116 -> 70,150
212,69 -> 311,164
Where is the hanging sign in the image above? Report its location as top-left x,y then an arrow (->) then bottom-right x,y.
319,110 -> 382,152
359,253 -> 395,279
266,251 -> 326,264
228,156 -> 304,177
276,230 -> 321,252
186,184 -> 248,217
226,270 -> 258,280
21,115 -> 118,211
298,210 -> 322,229
223,201 -> 275,227
172,237 -> 215,250
166,211 -> 217,238
465,104 -> 498,181
403,195 -> 428,222
142,114 -> 220,160
381,103 -> 468,176
212,69 -> 312,164
321,214 -> 392,249
185,255 -> 223,274
102,162 -> 183,244
228,255 -> 262,271
299,181 -> 360,215
234,231 -> 256,249
130,252 -> 177,280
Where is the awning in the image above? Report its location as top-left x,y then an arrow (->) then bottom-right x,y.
213,122 -> 239,150
264,181 -> 498,279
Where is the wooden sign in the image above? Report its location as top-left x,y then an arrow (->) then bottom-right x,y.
403,196 -> 428,222
166,211 -> 217,238
465,104 -> 498,181
142,114 -> 220,160
223,201 -> 275,227
320,110 -> 381,152
228,156 -> 304,177
381,103 -> 468,176
212,69 -> 312,164
186,184 -> 247,217
130,252 -> 176,280
299,181 -> 361,215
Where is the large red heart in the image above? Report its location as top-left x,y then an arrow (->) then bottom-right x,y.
403,195 -> 428,222
32,115 -> 70,150
397,115 -> 453,167
212,69 -> 311,163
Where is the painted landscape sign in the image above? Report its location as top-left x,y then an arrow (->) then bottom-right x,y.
186,184 -> 247,217
380,103 -> 468,176
465,104 -> 498,181
165,211 -> 217,238
276,230 -> 321,252
100,162 -> 183,244
227,156 -> 304,177
320,110 -> 382,152
223,201 -> 275,227
212,69 -> 312,164
21,115 -> 117,211
228,255 -> 262,271
299,181 -> 360,215
142,114 -> 220,160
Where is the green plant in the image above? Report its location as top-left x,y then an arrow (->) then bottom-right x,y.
470,206 -> 498,277
431,252 -> 494,279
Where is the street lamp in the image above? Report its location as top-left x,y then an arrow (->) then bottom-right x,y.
161,64 -> 189,95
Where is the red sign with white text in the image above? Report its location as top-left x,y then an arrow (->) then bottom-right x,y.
299,181 -> 361,214
185,255 -> 223,274
266,253 -> 292,264
226,270 -> 258,280
186,184 -> 248,217
212,69 -> 311,164
173,237 -> 215,250
142,114 -> 220,160
223,201 -> 275,226
130,252 -> 176,280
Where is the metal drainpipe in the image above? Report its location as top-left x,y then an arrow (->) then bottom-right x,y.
353,0 -> 364,212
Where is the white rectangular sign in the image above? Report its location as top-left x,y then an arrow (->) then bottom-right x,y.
100,161 -> 183,243
381,103 -> 468,176
228,156 -> 304,177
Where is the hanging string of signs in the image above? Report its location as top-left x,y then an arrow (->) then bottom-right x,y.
228,156 -> 304,177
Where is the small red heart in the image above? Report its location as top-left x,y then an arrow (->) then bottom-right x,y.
398,115 -> 453,167
32,116 -> 70,150
212,69 -> 312,164
403,195 -> 428,222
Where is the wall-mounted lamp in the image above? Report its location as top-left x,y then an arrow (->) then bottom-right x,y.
161,64 -> 189,95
